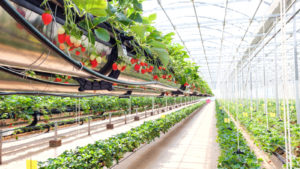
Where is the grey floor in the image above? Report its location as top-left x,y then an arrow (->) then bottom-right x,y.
114,102 -> 220,169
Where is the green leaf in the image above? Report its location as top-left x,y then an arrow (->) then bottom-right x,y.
130,24 -> 146,39
115,12 -> 132,26
149,40 -> 166,48
129,13 -> 143,23
88,29 -> 95,45
148,13 -> 157,22
94,28 -> 110,42
133,0 -> 143,11
92,16 -> 109,26
150,47 -> 169,65
73,0 -> 108,16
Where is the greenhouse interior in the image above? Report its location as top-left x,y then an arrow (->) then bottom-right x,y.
0,0 -> 299,168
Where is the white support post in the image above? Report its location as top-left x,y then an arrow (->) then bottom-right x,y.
292,5 -> 300,124
88,117 -> 91,135
0,130 -> 2,165
274,20 -> 280,118
54,122 -> 58,141
152,97 -> 154,115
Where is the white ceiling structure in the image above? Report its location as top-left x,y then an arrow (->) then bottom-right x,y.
143,0 -> 300,97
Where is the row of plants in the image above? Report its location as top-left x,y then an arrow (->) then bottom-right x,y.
216,101 -> 261,169
0,95 -> 192,123
219,99 -> 300,167
30,0 -> 213,94
38,101 -> 205,168
10,111 -> 124,137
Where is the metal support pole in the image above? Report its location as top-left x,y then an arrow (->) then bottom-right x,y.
263,41 -> 269,131
88,117 -> 91,135
109,112 -> 112,124
165,97 -> 168,111
0,130 -> 2,165
152,97 -> 154,115
54,122 -> 58,141
250,71 -> 253,120
274,20 -> 280,118
292,5 -> 300,124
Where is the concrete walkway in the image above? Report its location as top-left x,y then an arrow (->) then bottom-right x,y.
113,101 -> 219,169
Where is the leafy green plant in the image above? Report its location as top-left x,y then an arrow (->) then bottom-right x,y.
38,102 -> 205,168
216,101 -> 261,169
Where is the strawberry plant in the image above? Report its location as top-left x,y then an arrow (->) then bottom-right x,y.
38,102 -> 205,168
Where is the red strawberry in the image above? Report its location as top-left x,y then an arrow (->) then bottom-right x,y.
174,80 -> 177,84
130,58 -> 136,64
75,51 -> 80,56
146,68 -> 149,72
69,47 -> 75,51
184,82 -> 189,87
113,83 -> 117,86
65,35 -> 73,47
168,75 -> 172,79
149,66 -> 154,70
42,12 -> 52,25
141,69 -> 146,74
121,65 -> 126,72
55,78 -> 62,82
112,63 -> 118,71
67,76 -> 71,79
134,64 -> 140,72
64,81 -> 69,84
81,46 -> 86,52
158,66 -> 162,70
57,34 -> 65,43
162,75 -> 166,79
153,75 -> 159,80
145,63 -> 148,67
140,62 -> 145,66
162,67 -> 166,70
90,59 -> 98,68
148,69 -> 152,73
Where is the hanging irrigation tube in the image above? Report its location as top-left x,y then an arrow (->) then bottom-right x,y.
0,0 -> 196,96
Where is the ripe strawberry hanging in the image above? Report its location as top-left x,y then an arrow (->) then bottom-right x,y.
184,82 -> 189,87
141,69 -> 146,74
42,12 -> 52,25
81,46 -> 86,52
168,75 -> 172,79
121,65 -> 126,72
112,63 -> 118,71
149,66 -> 154,70
158,66 -> 162,70
162,75 -> 166,79
134,64 -> 140,72
90,59 -> 98,68
65,35 -> 73,47
55,77 -> 62,82
130,58 -> 136,64
144,63 -> 148,67
140,62 -> 145,66
57,34 -> 65,43
162,67 -> 166,70
75,51 -> 80,56
153,75 -> 159,80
